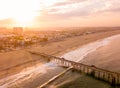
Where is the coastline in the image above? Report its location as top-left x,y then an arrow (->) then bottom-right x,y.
81,34 -> 120,72
0,30 -> 120,87
61,34 -> 120,62
45,34 -> 120,88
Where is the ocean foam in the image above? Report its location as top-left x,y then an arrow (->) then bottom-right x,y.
61,34 -> 120,62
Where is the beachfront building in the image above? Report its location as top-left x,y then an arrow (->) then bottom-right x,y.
13,27 -> 23,35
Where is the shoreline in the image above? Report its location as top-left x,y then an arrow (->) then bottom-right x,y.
52,30 -> 120,56
81,34 -> 120,72
0,30 -> 120,77
45,34 -> 120,88
61,34 -> 120,62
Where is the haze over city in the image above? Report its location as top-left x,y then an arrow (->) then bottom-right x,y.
0,0 -> 120,28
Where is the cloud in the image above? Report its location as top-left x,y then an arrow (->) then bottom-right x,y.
39,0 -> 120,21
53,0 -> 87,6
103,1 -> 120,12
1,0 -> 120,27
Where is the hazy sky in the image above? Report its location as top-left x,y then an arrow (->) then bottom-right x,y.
0,0 -> 120,27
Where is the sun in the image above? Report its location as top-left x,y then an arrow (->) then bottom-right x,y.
12,10 -> 36,27
0,0 -> 40,27
11,0 -> 40,26
13,15 -> 34,23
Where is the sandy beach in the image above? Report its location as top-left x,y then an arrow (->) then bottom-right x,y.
0,30 -> 120,88
45,32 -> 120,88
81,34 -> 120,72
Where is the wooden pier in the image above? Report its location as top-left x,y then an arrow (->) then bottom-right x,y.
30,52 -> 120,86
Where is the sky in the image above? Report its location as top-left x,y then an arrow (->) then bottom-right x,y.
0,0 -> 120,27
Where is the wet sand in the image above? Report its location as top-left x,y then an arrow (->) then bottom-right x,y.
61,34 -> 120,64
81,34 -> 120,72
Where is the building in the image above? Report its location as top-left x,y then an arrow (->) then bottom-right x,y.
13,27 -> 23,35
0,27 -> 8,34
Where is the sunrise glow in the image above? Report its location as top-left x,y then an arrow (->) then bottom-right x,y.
0,1 -> 120,88
0,0 -> 120,27
0,0 -> 40,26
